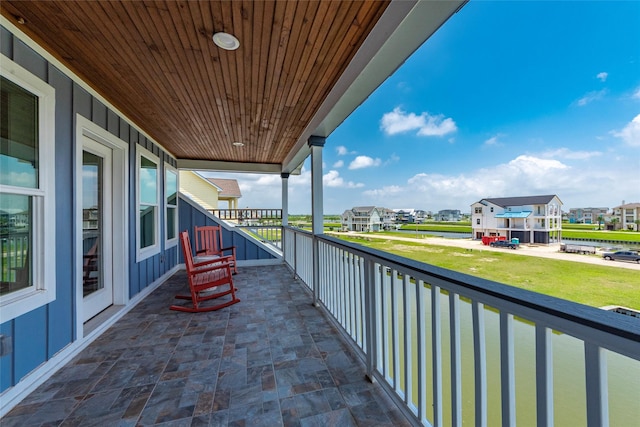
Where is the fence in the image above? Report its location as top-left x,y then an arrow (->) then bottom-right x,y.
282,226 -> 640,427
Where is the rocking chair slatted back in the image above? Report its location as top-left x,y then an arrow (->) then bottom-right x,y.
194,225 -> 238,274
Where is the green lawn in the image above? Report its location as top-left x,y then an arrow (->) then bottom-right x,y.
337,236 -> 640,310
395,223 -> 640,243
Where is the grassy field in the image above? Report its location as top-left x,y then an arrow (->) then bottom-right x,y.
337,235 -> 640,310
396,223 -> 640,242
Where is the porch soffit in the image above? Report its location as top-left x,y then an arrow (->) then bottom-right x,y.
0,1 -> 465,174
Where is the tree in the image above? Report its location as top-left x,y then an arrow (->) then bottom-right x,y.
597,215 -> 604,231
611,217 -> 619,230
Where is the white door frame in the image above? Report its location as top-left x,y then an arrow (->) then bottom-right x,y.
81,140 -> 114,321
75,115 -> 129,336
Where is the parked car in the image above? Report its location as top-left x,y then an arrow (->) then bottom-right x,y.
489,240 -> 518,249
602,250 -> 640,263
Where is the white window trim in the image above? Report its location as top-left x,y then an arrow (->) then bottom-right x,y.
136,146 -> 160,262
164,163 -> 178,248
0,54 -> 56,322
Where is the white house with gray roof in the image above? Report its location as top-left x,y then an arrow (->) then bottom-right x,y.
341,206 -> 384,232
471,195 -> 563,244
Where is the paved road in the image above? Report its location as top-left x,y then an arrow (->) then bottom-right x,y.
335,232 -> 640,271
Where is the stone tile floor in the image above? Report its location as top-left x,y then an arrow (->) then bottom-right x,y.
1,265 -> 411,426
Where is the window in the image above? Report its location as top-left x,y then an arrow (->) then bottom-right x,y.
476,218 -> 480,225
490,207 -> 494,212
136,146 -> 160,260
165,165 -> 178,247
1,56 -> 56,321
474,207 -> 482,214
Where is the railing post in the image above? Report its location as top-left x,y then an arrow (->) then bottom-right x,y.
585,343 -> 609,427
536,325 -> 553,427
309,136 -> 325,306
312,236 -> 319,306
364,257 -> 376,381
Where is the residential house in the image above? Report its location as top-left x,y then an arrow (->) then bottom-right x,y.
471,195 -> 563,244
206,177 -> 242,210
0,3 -> 635,426
568,207 -> 608,225
380,208 -> 397,230
178,171 -> 242,211
612,202 -> 640,231
393,208 -> 426,223
436,209 -> 462,222
178,171 -> 222,211
341,206 -> 384,232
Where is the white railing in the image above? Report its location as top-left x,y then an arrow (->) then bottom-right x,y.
282,227 -> 640,427
236,225 -> 282,250
283,227 -> 313,291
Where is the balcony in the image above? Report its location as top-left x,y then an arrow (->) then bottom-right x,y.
2,264 -> 409,426
3,227 -> 639,426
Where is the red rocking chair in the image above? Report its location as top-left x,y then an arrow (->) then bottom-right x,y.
171,230 -> 240,312
193,225 -> 238,274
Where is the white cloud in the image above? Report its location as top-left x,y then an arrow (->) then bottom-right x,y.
380,107 -> 457,137
612,114 -> 640,146
335,146 -> 357,156
483,134 -> 506,147
596,72 -> 608,82
360,153 -> 637,212
349,155 -> 381,170
576,89 -> 607,106
323,170 -> 364,188
541,148 -> 602,160
362,185 -> 404,198
333,160 -> 344,168
633,88 -> 640,100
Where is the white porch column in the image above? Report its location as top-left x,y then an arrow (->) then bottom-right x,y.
281,172 -> 289,226
309,136 -> 325,306
309,136 -> 325,235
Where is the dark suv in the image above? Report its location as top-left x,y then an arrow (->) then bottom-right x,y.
489,240 -> 518,249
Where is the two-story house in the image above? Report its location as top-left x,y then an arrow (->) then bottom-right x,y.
436,209 -> 462,222
341,206 -> 384,232
612,202 -> 640,231
471,195 -> 563,244
568,207 -> 608,225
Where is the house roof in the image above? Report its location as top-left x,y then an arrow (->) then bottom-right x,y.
0,1 -> 465,175
352,206 -> 377,212
206,178 -> 242,198
613,202 -> 640,209
480,195 -> 560,207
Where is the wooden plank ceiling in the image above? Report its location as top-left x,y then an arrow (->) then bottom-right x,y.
1,0 -> 390,168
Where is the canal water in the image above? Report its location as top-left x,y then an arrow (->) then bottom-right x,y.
391,287 -> 640,426
383,230 -> 639,424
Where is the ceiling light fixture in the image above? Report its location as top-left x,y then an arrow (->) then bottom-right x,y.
212,32 -> 240,50
232,141 -> 244,147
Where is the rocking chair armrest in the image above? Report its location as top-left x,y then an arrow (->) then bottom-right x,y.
220,246 -> 236,253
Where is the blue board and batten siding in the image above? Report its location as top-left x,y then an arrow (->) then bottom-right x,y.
0,25 -> 179,394
178,196 -> 278,263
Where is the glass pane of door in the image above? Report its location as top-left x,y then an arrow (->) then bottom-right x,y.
82,151 -> 103,297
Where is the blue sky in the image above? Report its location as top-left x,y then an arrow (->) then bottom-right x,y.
204,1 -> 640,215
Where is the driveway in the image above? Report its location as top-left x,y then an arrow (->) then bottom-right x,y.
334,232 -> 640,271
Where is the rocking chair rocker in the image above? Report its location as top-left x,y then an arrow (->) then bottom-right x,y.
171,230 -> 240,313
